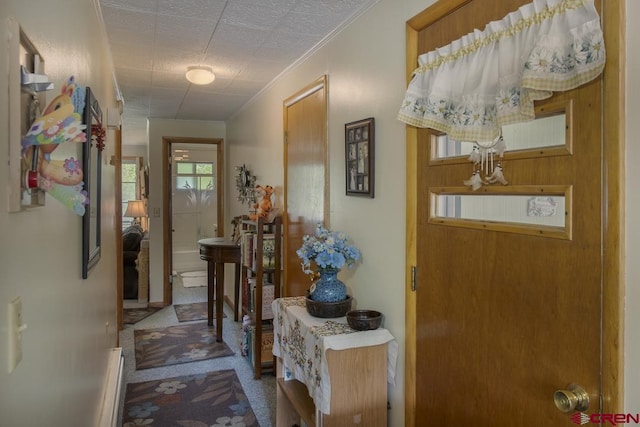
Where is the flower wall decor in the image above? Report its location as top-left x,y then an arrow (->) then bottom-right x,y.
296,224 -> 361,275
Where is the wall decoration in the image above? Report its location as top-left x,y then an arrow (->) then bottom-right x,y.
7,18 -> 50,211
235,164 -> 256,206
345,117 -> 375,198
81,87 -> 103,279
21,76 -> 89,214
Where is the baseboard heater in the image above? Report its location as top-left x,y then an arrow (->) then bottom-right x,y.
97,347 -> 124,427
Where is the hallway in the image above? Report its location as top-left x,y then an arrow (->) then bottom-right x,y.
118,275 -> 277,426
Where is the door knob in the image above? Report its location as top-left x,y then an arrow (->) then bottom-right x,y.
554,383 -> 590,412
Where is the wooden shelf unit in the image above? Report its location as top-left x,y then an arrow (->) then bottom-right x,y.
276,344 -> 389,427
240,216 -> 281,378
276,378 -> 316,427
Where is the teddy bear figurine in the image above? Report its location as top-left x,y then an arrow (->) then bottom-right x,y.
249,185 -> 274,221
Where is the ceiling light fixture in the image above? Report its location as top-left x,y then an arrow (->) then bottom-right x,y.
185,65 -> 215,85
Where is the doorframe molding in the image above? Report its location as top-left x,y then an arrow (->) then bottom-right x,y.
162,136 -> 224,306
403,0 -> 625,423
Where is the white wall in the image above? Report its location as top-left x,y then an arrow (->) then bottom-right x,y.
227,0 -> 432,424
625,0 -> 640,412
146,118 -> 225,302
0,0 -> 119,425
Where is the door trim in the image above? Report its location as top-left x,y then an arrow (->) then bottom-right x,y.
162,136 -> 224,306
115,129 -> 123,334
403,0 -> 625,424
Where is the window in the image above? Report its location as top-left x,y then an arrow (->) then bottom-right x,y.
122,158 -> 138,229
430,185 -> 572,240
175,162 -> 215,194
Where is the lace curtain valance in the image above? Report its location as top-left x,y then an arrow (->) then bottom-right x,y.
397,0 -> 605,144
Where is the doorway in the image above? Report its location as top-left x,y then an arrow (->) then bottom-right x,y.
403,0 -> 624,425
162,137 -> 224,306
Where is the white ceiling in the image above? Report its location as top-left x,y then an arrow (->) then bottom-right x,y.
99,0 -> 379,145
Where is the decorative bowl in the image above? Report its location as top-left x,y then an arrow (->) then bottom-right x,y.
306,294 -> 353,318
346,309 -> 383,331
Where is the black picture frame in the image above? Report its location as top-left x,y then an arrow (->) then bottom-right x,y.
345,117 -> 374,198
82,87 -> 103,279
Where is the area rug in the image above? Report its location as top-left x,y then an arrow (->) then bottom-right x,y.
179,270 -> 207,288
124,307 -> 161,324
122,370 -> 258,426
134,323 -> 234,370
174,301 -> 226,322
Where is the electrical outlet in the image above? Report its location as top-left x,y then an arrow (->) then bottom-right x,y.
153,207 -> 160,217
8,296 -> 26,373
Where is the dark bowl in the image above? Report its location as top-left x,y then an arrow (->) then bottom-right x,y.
346,309 -> 382,331
305,295 -> 353,318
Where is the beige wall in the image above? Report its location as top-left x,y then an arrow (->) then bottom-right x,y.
0,0 -> 119,425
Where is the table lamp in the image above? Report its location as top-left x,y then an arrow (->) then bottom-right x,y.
124,200 -> 146,227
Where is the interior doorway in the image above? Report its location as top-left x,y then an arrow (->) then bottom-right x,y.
162,137 -> 224,306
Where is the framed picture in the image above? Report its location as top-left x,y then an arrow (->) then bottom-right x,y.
345,117 -> 374,197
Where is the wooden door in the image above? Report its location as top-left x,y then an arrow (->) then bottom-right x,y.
283,76 -> 328,297
405,0 -> 623,425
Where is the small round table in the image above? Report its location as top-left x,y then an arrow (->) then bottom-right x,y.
198,238 -> 241,342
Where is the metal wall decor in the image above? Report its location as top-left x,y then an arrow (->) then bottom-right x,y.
235,164 -> 256,206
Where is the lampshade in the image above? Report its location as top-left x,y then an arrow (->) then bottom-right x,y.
185,66 -> 215,85
124,200 -> 146,218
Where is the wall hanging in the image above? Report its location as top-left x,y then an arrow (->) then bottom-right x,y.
21,76 -> 89,215
345,117 -> 374,198
235,164 -> 257,206
7,18 -> 51,211
81,87 -> 104,279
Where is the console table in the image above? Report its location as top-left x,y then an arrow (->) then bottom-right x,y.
272,296 -> 397,427
198,238 -> 241,342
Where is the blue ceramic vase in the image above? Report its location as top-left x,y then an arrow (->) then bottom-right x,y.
309,268 -> 347,302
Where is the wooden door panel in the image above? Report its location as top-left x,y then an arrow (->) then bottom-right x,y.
410,1 -> 603,425
283,78 -> 328,297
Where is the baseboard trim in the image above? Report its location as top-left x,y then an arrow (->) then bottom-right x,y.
97,347 -> 124,427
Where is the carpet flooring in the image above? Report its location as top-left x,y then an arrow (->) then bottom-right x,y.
174,301 -> 226,322
134,323 -> 234,370
121,369 -> 258,426
118,274 -> 276,426
123,307 -> 162,324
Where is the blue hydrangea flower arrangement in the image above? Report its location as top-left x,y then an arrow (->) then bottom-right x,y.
296,224 -> 361,275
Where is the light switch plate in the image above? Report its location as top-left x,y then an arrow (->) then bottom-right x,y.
8,296 -> 24,373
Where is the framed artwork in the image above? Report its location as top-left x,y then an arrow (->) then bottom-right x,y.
345,117 -> 374,197
82,87 -> 103,279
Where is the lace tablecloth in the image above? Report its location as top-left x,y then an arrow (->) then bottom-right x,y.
272,296 -> 398,414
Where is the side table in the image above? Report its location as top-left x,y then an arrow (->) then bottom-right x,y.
198,238 -> 242,342
272,296 -> 398,427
